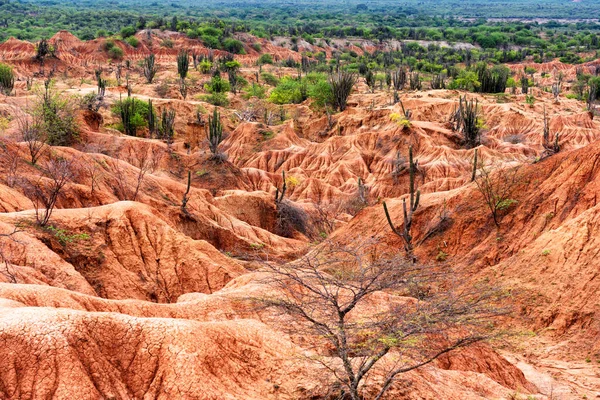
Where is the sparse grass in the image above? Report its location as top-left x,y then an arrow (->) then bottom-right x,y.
45,225 -> 90,246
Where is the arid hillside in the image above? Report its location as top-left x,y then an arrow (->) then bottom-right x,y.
0,30 -> 599,399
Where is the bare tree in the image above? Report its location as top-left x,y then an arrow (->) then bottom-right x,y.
113,141 -> 160,201
82,158 -> 104,195
0,140 -> 21,187
259,239 -> 508,400
18,116 -> 46,165
0,227 -> 22,284
23,156 -> 76,226
474,160 -> 521,227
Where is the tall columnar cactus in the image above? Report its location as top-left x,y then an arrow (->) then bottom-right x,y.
431,73 -> 445,90
275,170 -> 287,205
551,82 -> 560,102
471,148 -> 478,182
383,145 -> 420,262
392,68 -> 406,91
96,70 -> 106,97
147,99 -> 155,137
159,108 -> 176,146
409,72 -> 421,91
181,170 -> 191,214
119,94 -> 136,136
177,50 -> 190,80
206,108 -> 223,155
143,53 -> 158,84
329,71 -> 357,112
453,95 -> 481,149
520,76 -> 529,95
542,106 -> 560,156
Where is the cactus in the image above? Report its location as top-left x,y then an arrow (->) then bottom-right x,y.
587,85 -> 597,116
147,99 -> 155,137
179,78 -> 188,100
399,99 -> 411,119
542,106 -> 560,156
181,170 -> 191,213
392,68 -> 406,91
329,71 -> 357,112
143,54 -> 158,84
119,94 -> 136,136
96,70 -> 106,97
115,64 -> 123,86
206,108 -> 223,155
177,49 -> 189,80
471,148 -> 478,182
275,170 -> 287,205
383,145 -> 420,262
159,108 -> 176,146
365,70 -> 376,92
409,72 -> 421,91
431,73 -> 445,90
452,95 -> 481,149
521,76 -> 529,94
551,82 -> 560,102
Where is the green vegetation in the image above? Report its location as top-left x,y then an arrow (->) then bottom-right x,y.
1,0 -> 599,71
111,96 -> 154,136
35,81 -> 80,146
0,63 -> 14,95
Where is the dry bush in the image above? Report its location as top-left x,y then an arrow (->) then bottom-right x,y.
258,239 -> 509,400
22,156 -> 76,226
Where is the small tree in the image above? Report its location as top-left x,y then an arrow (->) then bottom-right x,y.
35,80 -> 80,146
474,160 -> 520,227
0,140 -> 20,187
18,116 -> 46,165
35,38 -> 53,66
0,63 -> 15,96
383,145 -> 420,262
329,71 -> 357,112
260,239 -> 507,400
23,157 -> 75,226
143,54 -> 158,84
365,69 -> 376,93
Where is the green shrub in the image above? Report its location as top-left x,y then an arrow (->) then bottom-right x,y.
201,34 -> 220,49
243,83 -> 267,99
108,46 -> 124,60
261,72 -> 279,86
111,97 -> 154,135
0,63 -> 15,95
205,75 -> 230,93
222,38 -> 245,54
198,60 -> 212,74
35,82 -> 80,146
269,77 -> 305,104
257,53 -> 274,65
125,36 -> 139,48
202,93 -> 229,106
120,26 -> 136,38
